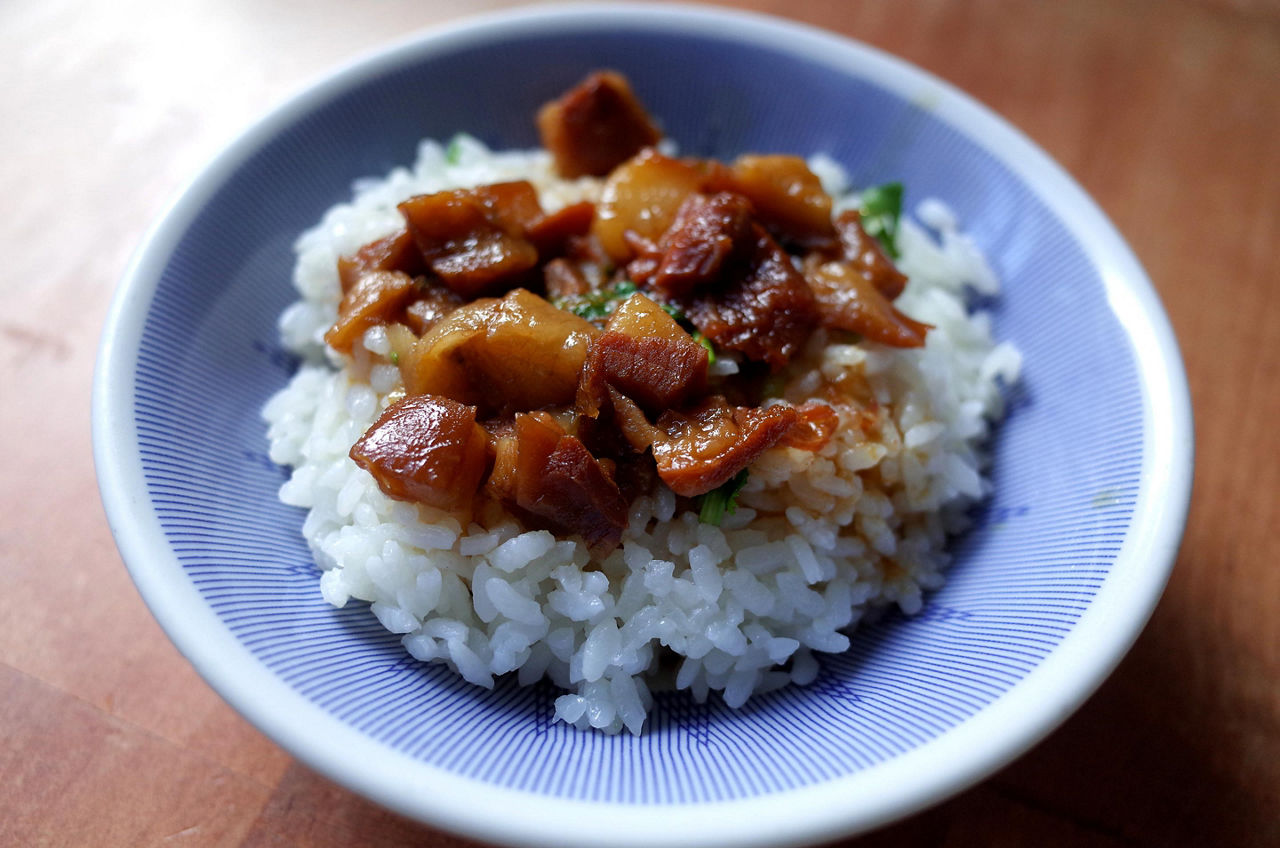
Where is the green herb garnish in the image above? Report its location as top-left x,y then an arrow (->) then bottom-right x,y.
697,470 -> 749,526
445,134 -> 465,165
558,280 -> 639,320
660,302 -> 687,323
858,181 -> 904,259
692,331 -> 716,364
388,351 -> 400,365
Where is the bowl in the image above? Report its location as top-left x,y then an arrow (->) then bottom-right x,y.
93,4 -> 1193,846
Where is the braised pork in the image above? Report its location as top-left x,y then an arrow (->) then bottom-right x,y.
652,398 -> 798,496
325,70 -> 933,548
537,71 -> 662,179
350,394 -> 489,512
680,224 -> 819,370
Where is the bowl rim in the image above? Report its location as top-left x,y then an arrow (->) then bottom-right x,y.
93,3 -> 1194,846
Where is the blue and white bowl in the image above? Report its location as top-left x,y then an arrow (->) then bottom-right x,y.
93,5 -> 1193,846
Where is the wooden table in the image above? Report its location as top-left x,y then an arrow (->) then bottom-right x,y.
3,0 -> 1276,844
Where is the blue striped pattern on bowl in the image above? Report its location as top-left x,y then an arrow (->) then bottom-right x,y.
123,21 -> 1144,806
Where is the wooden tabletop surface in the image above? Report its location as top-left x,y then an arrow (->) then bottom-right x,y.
3,0 -> 1277,845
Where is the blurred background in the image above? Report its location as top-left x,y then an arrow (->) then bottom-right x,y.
2,0 -> 1276,845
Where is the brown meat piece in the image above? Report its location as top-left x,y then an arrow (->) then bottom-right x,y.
336,228 -> 425,294
804,258 -> 929,348
500,412 -> 628,552
537,71 -> 662,178
401,288 -> 598,415
543,257 -> 591,300
563,232 -> 611,271
324,270 -> 418,355
606,386 -> 661,452
573,359 -> 653,466
383,322 -> 419,369
398,189 -> 538,298
622,236 -> 662,288
526,201 -> 596,257
648,192 -> 755,297
574,334 -> 609,421
652,398 -> 798,496
527,435 -> 629,553
592,148 -> 705,262
778,400 -> 841,451
833,210 -> 908,300
403,284 -> 464,336
573,293 -> 708,463
468,181 -> 544,233
610,449 -> 660,505
591,293 -> 708,413
483,417 -> 521,502
350,394 -> 489,512
727,155 -> 834,245
592,332 -> 709,414
499,412 -> 566,499
681,225 -> 819,371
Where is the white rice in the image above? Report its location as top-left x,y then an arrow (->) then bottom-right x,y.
263,136 -> 1020,734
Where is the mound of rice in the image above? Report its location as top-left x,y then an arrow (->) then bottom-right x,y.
263,135 -> 1020,734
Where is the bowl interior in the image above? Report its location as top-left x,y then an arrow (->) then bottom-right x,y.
98,7 -> 1182,842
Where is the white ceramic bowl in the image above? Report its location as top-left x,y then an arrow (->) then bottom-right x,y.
94,5 -> 1192,846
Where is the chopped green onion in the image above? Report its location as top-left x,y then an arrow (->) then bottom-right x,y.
570,303 -> 609,320
859,181 -> 903,259
388,351 -> 400,365
557,280 -> 640,320
660,302 -> 687,323
445,135 -> 465,165
692,331 -> 716,364
697,470 -> 749,526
